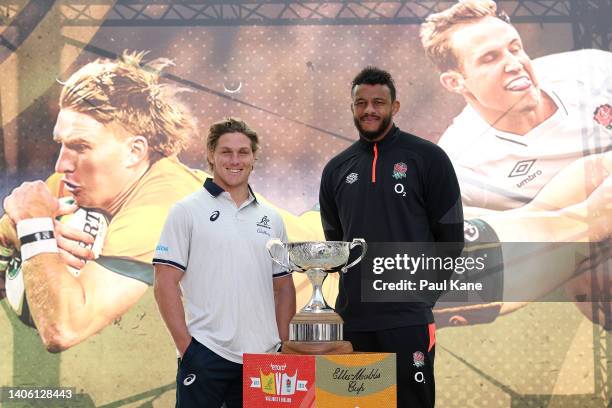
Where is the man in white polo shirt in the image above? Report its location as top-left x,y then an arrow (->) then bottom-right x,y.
153,117 -> 296,408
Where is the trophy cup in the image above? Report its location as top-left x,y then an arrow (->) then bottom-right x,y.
266,239 -> 367,354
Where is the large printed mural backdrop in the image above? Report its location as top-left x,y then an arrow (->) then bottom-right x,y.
0,1 -> 610,407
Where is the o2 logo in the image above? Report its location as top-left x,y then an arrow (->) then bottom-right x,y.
394,183 -> 406,197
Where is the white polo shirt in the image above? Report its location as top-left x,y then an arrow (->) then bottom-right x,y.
153,178 -> 289,364
439,49 -> 612,211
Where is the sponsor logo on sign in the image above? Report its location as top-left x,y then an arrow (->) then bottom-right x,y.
392,162 -> 408,180
250,369 -> 308,398
346,172 -> 359,184
413,351 -> 425,368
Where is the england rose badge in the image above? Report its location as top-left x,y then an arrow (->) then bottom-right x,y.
593,103 -> 612,130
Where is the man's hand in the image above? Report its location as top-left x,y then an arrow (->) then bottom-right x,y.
54,201 -> 95,269
3,183 -> 96,269
178,335 -> 193,358
3,181 -> 59,223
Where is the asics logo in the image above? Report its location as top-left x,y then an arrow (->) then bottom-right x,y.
183,374 -> 196,386
210,211 -> 220,221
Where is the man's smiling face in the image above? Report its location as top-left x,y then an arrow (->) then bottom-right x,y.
208,131 -> 255,191
351,84 -> 399,141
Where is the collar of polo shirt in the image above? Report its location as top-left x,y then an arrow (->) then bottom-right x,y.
203,177 -> 258,204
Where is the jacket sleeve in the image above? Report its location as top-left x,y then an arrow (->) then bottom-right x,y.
424,145 -> 465,252
423,146 -> 465,301
318,164 -> 343,241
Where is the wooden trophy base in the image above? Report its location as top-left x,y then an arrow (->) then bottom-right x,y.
282,311 -> 353,354
281,340 -> 353,355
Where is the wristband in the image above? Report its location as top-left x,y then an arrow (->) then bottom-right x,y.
16,218 -> 59,262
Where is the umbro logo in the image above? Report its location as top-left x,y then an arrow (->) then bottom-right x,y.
346,172 -> 358,184
508,159 -> 536,178
509,159 -> 542,188
210,211 -> 220,221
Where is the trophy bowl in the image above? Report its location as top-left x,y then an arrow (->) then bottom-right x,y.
267,239 -> 367,353
272,241 -> 360,273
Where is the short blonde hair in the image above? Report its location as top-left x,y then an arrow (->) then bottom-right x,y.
59,51 -> 194,157
420,0 -> 508,72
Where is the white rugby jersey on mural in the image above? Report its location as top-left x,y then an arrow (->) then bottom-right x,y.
438,49 -> 612,211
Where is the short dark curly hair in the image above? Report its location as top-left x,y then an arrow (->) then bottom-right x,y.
351,66 -> 396,102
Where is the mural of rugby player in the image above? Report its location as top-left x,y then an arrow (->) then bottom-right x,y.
0,51 -> 321,353
0,45 -> 607,359
419,0 -> 611,327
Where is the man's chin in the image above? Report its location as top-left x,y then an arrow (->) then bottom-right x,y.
512,99 -> 540,115
356,124 -> 385,141
360,131 -> 384,141
512,87 -> 542,112
354,116 -> 392,141
71,196 -> 95,209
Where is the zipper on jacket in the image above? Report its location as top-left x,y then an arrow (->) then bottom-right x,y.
371,143 -> 378,183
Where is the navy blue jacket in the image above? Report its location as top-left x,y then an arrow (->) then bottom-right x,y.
319,125 -> 464,330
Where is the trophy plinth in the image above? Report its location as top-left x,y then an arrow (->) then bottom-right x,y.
290,310 -> 343,341
283,311 -> 353,354
267,239 -> 367,355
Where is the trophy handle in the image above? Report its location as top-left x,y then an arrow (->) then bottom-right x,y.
343,238 -> 367,273
266,239 -> 291,270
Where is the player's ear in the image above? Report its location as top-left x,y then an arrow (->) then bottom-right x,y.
440,71 -> 465,94
207,149 -> 215,171
127,135 -> 148,166
391,99 -> 400,115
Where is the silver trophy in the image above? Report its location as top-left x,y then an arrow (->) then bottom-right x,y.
266,239 -> 367,353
